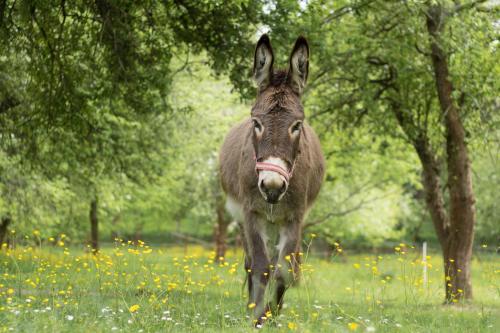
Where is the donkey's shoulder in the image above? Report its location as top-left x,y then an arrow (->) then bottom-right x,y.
219,117 -> 255,199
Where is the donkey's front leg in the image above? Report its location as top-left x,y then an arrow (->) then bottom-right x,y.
272,220 -> 302,312
243,211 -> 270,325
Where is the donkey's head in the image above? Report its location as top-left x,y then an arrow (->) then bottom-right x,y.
251,34 -> 309,204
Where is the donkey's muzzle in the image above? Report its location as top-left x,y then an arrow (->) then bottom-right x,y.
259,180 -> 287,204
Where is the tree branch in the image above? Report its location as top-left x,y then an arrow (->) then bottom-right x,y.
303,179 -> 391,229
303,187 -> 397,230
322,0 -> 377,25
452,0 -> 488,13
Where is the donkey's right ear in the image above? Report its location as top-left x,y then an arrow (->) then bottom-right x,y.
253,34 -> 274,92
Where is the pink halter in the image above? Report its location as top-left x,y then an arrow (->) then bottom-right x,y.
253,151 -> 294,183
255,161 -> 291,183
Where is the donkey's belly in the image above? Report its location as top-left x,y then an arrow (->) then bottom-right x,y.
225,196 -> 244,222
226,196 -> 289,258
253,202 -> 290,260
254,199 -> 288,223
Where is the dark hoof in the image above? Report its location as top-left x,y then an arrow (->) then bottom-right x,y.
254,306 -> 271,329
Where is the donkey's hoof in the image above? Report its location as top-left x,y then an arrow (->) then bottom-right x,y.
253,307 -> 271,328
254,317 -> 267,329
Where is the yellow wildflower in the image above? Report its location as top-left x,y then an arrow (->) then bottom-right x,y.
129,304 -> 140,313
348,322 -> 359,330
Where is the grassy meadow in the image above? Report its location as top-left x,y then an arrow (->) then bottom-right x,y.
0,235 -> 498,333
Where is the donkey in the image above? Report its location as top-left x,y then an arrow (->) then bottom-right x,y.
219,35 -> 325,326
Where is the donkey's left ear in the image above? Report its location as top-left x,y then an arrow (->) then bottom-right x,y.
288,36 -> 309,95
253,34 -> 274,92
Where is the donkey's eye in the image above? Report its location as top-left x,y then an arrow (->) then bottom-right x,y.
291,121 -> 302,133
252,119 -> 262,132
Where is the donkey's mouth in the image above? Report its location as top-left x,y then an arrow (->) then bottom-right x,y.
265,196 -> 280,204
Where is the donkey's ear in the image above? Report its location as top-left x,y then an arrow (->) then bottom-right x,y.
288,36 -> 309,95
253,34 -> 274,92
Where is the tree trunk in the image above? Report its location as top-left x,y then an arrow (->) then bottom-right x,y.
214,194 -> 229,262
426,4 -> 476,302
133,224 -> 143,243
90,197 -> 99,253
110,213 -> 121,241
0,215 -> 11,247
413,137 -> 449,247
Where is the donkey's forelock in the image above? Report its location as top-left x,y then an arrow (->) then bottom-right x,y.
268,70 -> 289,87
251,72 -> 304,117
252,88 -> 304,118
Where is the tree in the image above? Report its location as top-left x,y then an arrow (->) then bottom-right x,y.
0,0 -> 264,248
261,0 -> 498,302
423,2 -> 477,302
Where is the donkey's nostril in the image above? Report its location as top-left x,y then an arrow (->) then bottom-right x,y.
260,180 -> 287,204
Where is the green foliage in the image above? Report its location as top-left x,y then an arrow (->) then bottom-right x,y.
0,151 -> 87,239
306,126 -> 422,247
0,0 -> 263,153
472,133 -> 500,244
0,0 -> 498,250
258,0 -> 499,247
113,56 -> 249,240
0,0 -> 262,241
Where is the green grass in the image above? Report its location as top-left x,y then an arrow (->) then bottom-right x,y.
0,240 -> 498,332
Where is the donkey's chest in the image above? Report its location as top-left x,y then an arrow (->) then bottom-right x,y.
255,200 -> 289,225
254,204 -> 290,256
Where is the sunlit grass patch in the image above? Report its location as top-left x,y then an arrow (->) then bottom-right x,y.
0,239 -> 498,332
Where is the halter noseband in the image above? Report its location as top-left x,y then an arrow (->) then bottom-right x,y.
255,161 -> 291,183
254,153 -> 294,183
